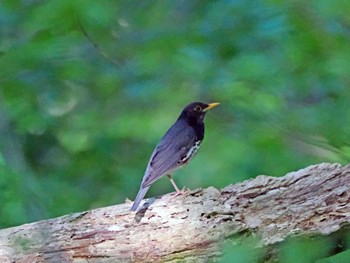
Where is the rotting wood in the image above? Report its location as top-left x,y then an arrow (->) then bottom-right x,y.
0,163 -> 349,262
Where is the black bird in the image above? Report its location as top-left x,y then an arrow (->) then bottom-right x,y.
131,102 -> 219,211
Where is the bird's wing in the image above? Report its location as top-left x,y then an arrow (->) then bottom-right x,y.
141,119 -> 196,188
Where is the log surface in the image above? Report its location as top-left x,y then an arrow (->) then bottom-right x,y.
0,163 -> 349,262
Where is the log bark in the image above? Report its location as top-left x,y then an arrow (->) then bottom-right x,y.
0,162 -> 349,262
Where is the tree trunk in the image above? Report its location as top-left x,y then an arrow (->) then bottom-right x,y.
0,163 -> 349,262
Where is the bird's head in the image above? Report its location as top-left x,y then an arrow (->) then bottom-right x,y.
180,102 -> 220,122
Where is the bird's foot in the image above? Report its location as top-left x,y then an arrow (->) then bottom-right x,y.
172,187 -> 190,197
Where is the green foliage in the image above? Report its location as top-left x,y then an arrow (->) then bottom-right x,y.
0,162 -> 27,227
318,250 -> 350,263
279,236 -> 332,263
220,235 -> 263,263
221,232 -> 350,263
0,0 -> 349,241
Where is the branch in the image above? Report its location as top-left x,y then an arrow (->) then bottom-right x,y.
0,163 -> 349,262
78,21 -> 123,67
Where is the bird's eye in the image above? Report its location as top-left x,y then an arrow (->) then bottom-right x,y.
194,105 -> 202,111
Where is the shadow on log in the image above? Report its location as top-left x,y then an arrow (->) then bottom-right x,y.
0,163 -> 349,262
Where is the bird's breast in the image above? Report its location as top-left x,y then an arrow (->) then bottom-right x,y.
179,140 -> 202,165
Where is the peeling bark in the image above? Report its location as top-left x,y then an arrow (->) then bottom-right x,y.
0,163 -> 349,262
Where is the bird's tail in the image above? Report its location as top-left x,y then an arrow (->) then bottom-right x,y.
131,186 -> 150,211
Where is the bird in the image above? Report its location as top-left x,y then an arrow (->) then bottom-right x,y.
131,101 -> 219,211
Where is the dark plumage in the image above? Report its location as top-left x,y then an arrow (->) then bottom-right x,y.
131,102 -> 219,211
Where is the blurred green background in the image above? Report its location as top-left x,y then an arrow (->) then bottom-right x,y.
0,0 -> 350,231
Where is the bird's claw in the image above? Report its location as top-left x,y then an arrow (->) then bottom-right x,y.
173,187 -> 190,197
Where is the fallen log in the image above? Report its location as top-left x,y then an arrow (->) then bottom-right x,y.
0,162 -> 349,262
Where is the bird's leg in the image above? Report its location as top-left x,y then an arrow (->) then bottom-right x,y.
167,174 -> 186,196
167,174 -> 181,193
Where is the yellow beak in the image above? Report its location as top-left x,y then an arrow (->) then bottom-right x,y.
203,102 -> 220,112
